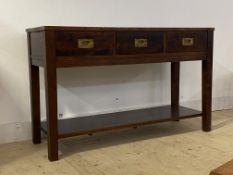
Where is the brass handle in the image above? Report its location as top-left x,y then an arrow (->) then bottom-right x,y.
135,39 -> 148,48
78,39 -> 94,48
182,38 -> 194,46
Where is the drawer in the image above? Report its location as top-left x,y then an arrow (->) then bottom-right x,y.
116,32 -> 164,54
166,31 -> 207,52
55,31 -> 114,56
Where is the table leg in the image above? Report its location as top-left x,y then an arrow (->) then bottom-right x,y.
27,32 -> 41,144
171,62 -> 180,120
202,31 -> 213,132
44,65 -> 58,161
29,65 -> 41,144
202,59 -> 213,131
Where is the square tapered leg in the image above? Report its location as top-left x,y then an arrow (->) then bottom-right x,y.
29,65 -> 41,144
171,62 -> 180,120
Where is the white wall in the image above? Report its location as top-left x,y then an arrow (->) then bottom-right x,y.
0,0 -> 233,144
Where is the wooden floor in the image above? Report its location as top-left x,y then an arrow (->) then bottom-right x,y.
1,109 -> 233,175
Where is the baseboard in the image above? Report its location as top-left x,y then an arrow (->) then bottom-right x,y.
0,122 -> 31,144
181,96 -> 233,111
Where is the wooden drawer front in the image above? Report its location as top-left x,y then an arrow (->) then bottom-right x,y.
116,32 -> 164,54
55,31 -> 114,56
166,32 -> 208,52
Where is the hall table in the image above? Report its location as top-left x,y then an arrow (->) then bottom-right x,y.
26,26 -> 214,161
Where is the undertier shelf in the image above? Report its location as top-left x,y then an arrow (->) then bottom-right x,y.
41,105 -> 202,138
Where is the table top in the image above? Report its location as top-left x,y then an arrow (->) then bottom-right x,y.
26,26 -> 215,32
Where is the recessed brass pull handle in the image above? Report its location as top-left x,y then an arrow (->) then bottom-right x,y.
78,39 -> 94,48
135,39 -> 148,48
182,38 -> 194,46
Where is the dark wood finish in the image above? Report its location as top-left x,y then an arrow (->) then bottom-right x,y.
26,26 -> 214,32
166,31 -> 208,52
44,31 -> 58,161
26,26 -> 214,161
202,30 -> 214,131
56,52 -> 207,67
171,62 -> 180,119
116,32 -> 164,54
210,159 -> 233,175
41,105 -> 201,138
55,31 -> 114,56
27,33 -> 41,144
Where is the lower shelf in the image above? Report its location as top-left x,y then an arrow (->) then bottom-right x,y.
41,105 -> 202,138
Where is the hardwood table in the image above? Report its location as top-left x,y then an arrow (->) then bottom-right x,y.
26,26 -> 214,161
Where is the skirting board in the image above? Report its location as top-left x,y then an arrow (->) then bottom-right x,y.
0,122 -> 31,144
